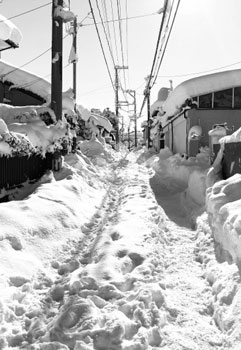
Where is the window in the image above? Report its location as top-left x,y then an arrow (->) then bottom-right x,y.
214,88 -> 232,108
199,93 -> 212,108
234,87 -> 241,108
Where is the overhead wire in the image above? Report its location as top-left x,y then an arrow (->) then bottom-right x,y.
0,34 -> 69,79
151,0 -> 175,87
81,12 -> 157,27
1,2 -> 51,21
116,0 -> 127,91
88,0 -> 115,91
95,0 -> 116,67
157,60 -> 241,78
110,0 -> 119,65
100,0 -> 114,60
152,0 -> 181,87
138,0 -> 170,117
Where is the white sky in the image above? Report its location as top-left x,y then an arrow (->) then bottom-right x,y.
0,0 -> 241,128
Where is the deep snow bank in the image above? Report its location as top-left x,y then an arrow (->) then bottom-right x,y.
137,147 -> 209,217
206,173 -> 241,271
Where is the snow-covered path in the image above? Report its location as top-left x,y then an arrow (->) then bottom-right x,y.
0,149 -> 236,350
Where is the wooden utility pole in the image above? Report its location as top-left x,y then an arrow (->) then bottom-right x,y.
114,65 -> 128,145
72,16 -> 77,101
146,87 -> 151,148
51,0 -> 63,121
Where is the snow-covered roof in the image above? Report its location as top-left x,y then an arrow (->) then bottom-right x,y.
0,60 -> 51,101
0,14 -> 22,50
163,69 -> 241,117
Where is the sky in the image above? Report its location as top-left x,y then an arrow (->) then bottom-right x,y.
0,0 -> 241,130
0,134 -> 241,348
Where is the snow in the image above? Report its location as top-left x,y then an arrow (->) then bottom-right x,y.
0,136 -> 241,349
0,104 -> 71,157
162,69 -> 241,118
0,60 -> 51,102
0,14 -> 22,50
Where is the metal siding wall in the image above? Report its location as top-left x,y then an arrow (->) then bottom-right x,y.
188,109 -> 241,147
172,115 -> 187,154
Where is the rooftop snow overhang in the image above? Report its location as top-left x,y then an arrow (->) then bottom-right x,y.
0,60 -> 51,102
0,14 -> 22,51
163,69 -> 241,118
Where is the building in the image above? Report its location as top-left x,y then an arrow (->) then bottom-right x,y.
0,60 -> 51,106
157,69 -> 241,157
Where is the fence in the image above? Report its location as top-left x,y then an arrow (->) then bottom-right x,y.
0,153 -> 53,193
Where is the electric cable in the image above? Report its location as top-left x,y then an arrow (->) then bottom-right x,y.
152,0 -> 181,87
1,2 -> 51,22
0,34 -> 69,79
138,0 -> 169,117
110,0 -> 119,65
157,60 -> 241,79
82,12 -> 157,27
95,0 -> 116,67
88,0 -> 115,91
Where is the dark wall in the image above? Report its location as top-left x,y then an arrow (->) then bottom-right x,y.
188,109 -> 241,147
10,88 -> 45,106
0,81 -> 45,106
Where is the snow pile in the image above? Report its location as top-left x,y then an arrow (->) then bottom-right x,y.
0,146 -> 169,349
0,104 -> 71,157
220,126 -> 241,144
0,60 -> 51,102
139,147 -> 210,209
206,173 -> 241,269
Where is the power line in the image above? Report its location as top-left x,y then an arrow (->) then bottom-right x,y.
82,12 -> 157,27
0,34 -> 69,79
152,0 -> 181,87
88,0 -> 115,91
2,2 -> 51,22
157,60 -> 241,79
95,0 -> 116,66
110,0 -> 119,65
138,0 -> 169,117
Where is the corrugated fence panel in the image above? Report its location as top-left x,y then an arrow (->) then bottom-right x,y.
0,153 -> 53,189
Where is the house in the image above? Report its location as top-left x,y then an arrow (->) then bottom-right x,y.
0,60 -> 51,106
156,69 -> 241,157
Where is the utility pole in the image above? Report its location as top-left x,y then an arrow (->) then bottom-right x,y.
114,65 -> 128,145
73,16 -> 77,101
51,0 -> 63,121
146,87 -> 151,148
125,89 -> 137,147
